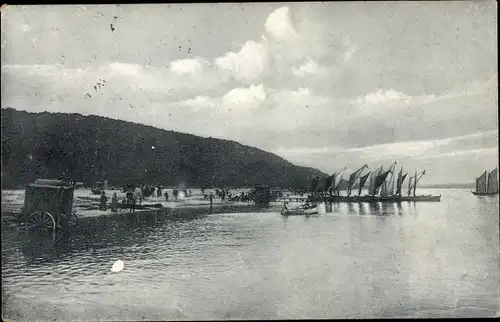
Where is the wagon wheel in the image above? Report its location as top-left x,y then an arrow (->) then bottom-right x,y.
25,211 -> 56,234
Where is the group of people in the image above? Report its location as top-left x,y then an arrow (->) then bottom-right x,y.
200,188 -> 253,203
99,191 -> 119,212
126,184 -> 164,199
98,185 -> 197,212
171,189 -> 191,201
98,186 -> 256,212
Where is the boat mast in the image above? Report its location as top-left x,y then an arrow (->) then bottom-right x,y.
413,169 -> 417,196
412,170 -> 426,196
407,175 -> 413,196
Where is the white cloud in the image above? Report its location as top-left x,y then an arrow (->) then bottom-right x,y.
180,95 -> 216,109
221,84 -> 267,109
169,58 -> 208,75
264,6 -> 296,41
215,41 -> 268,81
343,45 -> 358,63
292,58 -> 322,77
1,61 -> 228,100
418,147 -> 497,160
355,89 -> 413,105
108,62 -> 142,75
274,130 -> 498,162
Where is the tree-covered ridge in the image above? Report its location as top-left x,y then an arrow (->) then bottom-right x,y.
1,108 -> 326,189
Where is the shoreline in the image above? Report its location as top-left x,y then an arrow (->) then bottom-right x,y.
1,201 -> 274,222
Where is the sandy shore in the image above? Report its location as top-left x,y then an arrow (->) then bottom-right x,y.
1,188 -> 286,220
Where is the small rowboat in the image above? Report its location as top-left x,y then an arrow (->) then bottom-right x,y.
281,203 -> 318,216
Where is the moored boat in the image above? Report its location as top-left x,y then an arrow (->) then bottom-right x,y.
281,202 -> 319,216
472,168 -> 499,196
302,163 -> 441,203
307,194 -> 441,203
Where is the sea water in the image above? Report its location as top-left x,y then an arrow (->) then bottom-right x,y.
1,189 -> 498,320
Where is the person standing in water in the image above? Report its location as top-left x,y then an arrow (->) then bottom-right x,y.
99,191 -> 108,211
111,192 -> 118,212
133,185 -> 141,205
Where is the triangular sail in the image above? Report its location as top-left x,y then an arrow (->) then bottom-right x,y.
325,173 -> 336,195
487,168 -> 499,193
369,165 -> 383,195
310,176 -> 321,192
333,166 -> 347,194
334,167 -> 347,191
373,169 -> 392,195
314,176 -> 328,193
358,172 -> 371,196
380,161 -> 397,196
347,165 -> 367,195
397,172 -> 408,196
374,166 -> 385,195
395,167 -> 403,195
476,170 -> 487,193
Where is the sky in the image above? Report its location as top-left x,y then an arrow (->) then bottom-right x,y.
1,2 -> 498,185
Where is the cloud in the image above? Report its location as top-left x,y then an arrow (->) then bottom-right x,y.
1,60 -> 229,101
264,6 -> 296,41
1,4 -> 497,185
215,41 -> 268,81
273,130 -> 498,183
179,95 -> 216,109
354,89 -> 412,105
169,58 -> 209,76
291,58 -> 326,77
343,45 -> 358,63
221,84 -> 267,109
108,62 -> 142,75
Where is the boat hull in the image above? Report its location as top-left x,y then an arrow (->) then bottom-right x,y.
281,208 -> 319,216
307,195 -> 442,203
471,191 -> 499,196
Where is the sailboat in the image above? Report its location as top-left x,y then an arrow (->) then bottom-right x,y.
347,164 -> 368,196
302,164 -> 441,204
472,168 -> 499,196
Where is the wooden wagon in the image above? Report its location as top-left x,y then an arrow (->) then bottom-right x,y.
21,179 -> 79,240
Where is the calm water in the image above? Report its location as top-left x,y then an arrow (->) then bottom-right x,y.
2,189 -> 499,320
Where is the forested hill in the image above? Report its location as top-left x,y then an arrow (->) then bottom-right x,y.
1,108 -> 326,189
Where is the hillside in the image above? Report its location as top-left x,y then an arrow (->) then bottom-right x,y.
1,108 -> 326,189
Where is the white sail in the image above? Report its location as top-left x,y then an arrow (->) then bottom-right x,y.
487,168 -> 498,193
334,167 -> 347,190
380,162 -> 397,196
369,165 -> 383,195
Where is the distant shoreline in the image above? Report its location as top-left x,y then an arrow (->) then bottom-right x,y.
419,185 -> 474,189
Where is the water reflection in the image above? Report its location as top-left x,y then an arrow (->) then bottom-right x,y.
396,202 -> 403,216
346,202 -> 354,214
358,203 -> 367,216
2,189 -> 498,320
369,202 -> 380,215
